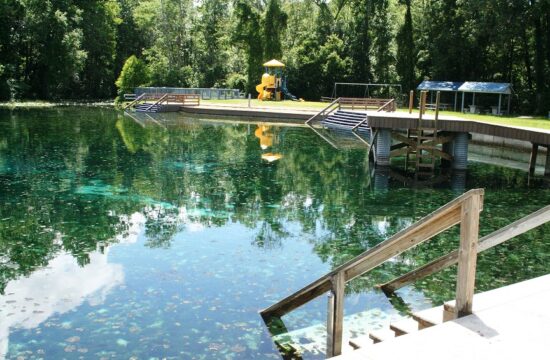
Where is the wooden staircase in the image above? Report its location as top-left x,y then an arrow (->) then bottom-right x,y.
320,110 -> 370,134
349,305 -> 445,350
339,274 -> 550,359
260,190 -> 550,359
135,102 -> 164,113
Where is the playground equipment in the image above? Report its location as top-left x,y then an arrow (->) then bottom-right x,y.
255,59 -> 299,101
254,124 -> 283,162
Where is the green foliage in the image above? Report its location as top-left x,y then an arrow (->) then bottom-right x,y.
0,0 -> 549,112
263,0 -> 288,60
225,73 -> 247,91
232,0 -> 263,94
115,55 -> 148,102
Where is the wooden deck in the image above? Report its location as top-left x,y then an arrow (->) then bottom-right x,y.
182,105 -> 550,146
334,274 -> 550,360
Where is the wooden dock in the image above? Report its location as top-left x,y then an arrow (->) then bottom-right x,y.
334,274 -> 550,360
182,104 -> 550,146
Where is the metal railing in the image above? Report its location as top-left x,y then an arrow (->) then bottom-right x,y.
305,98 -> 341,125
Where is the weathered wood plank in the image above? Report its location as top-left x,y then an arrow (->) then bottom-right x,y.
327,272 -> 345,357
455,194 -> 482,317
380,204 -> 550,293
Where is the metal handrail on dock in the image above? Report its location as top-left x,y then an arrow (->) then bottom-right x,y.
305,98 -> 341,125
261,189 -> 485,357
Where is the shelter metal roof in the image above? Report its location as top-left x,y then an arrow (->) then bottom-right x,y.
458,82 -> 512,94
263,59 -> 285,67
417,81 -> 463,92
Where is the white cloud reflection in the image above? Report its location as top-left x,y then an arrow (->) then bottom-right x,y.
0,249 -> 124,358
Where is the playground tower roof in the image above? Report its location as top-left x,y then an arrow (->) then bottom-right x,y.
263,59 -> 285,67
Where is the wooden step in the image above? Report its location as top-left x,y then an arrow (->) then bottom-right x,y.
389,318 -> 419,336
368,328 -> 396,343
411,306 -> 444,329
349,334 -> 375,349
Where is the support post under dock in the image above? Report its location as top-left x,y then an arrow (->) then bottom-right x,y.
375,129 -> 392,167
452,133 -> 469,170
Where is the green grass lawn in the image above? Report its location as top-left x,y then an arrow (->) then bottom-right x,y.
204,98 -> 550,130
4,98 -> 550,131
201,98 -> 329,110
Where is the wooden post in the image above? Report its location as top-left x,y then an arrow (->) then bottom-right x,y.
326,272 -> 345,358
455,192 -> 482,318
435,91 -> 441,121
422,91 -> 427,115
529,143 -> 539,176
408,90 -> 414,114
545,146 -> 550,177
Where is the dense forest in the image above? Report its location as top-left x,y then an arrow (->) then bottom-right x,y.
0,0 -> 549,113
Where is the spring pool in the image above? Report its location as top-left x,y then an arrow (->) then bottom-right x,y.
1,108 -> 549,359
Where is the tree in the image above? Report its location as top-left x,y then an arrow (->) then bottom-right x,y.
115,55 -> 148,101
232,0 -> 263,94
396,0 -> 415,92
263,0 -> 287,60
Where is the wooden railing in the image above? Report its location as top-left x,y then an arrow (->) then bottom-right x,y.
124,93 -> 146,110
125,93 -> 201,111
380,204 -> 550,293
376,98 -> 396,112
167,94 -> 200,106
261,189 -> 484,357
145,93 -> 169,111
339,97 -> 396,111
305,98 -> 341,125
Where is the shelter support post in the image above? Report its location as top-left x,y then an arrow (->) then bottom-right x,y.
507,95 -> 511,115
454,92 -> 458,111
498,94 -> 502,115
452,132 -> 469,170
375,129 -> 392,166
461,93 -> 465,113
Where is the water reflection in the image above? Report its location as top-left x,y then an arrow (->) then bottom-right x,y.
255,124 -> 283,163
0,108 -> 550,359
0,250 -> 124,358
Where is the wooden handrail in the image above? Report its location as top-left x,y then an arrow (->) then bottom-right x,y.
305,98 -> 341,125
380,204 -> 550,294
351,113 -> 369,131
261,189 -> 484,357
261,189 -> 484,318
124,93 -> 146,110
145,93 -> 168,111
376,98 -> 395,112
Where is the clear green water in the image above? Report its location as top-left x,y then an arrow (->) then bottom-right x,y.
1,108 -> 550,359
